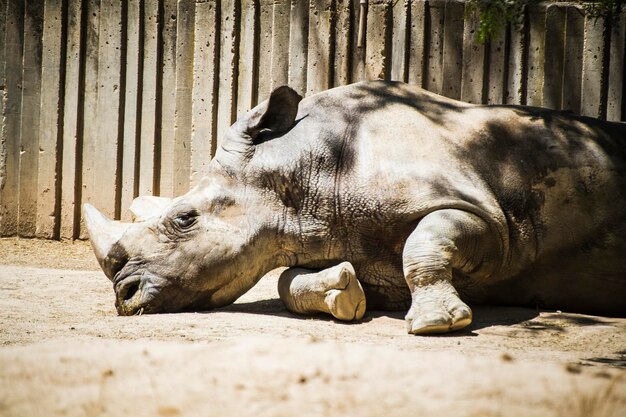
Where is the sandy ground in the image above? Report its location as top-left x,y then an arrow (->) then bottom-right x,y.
0,237 -> 625,417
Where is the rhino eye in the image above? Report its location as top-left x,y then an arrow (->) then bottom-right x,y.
173,211 -> 198,229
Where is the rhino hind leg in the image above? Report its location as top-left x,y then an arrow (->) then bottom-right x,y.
403,209 -> 501,335
278,262 -> 367,321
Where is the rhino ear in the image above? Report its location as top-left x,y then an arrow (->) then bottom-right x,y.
129,196 -> 172,222
246,86 -> 302,143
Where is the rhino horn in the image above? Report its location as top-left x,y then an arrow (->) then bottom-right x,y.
83,204 -> 130,279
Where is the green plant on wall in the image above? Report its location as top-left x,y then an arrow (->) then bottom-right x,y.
465,0 -> 527,43
583,0 -> 626,18
465,0 -> 625,43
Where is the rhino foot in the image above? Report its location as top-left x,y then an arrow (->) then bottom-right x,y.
405,283 -> 472,334
278,262 -> 366,321
323,262 -> 367,321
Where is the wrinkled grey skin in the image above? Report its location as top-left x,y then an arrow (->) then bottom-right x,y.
85,81 -> 626,334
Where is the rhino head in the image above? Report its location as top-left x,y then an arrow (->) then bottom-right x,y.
84,86 -> 303,315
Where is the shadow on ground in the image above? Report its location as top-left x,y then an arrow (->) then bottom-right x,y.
217,298 -> 542,335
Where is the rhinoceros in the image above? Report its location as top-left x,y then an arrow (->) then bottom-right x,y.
84,81 -> 626,334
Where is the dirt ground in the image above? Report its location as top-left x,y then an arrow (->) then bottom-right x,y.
0,237 -> 625,417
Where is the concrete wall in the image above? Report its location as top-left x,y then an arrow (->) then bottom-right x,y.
0,0 -> 625,239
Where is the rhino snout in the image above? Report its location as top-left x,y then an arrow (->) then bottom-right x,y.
114,270 -> 178,316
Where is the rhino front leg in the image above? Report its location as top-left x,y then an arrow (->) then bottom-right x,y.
278,262 -> 367,321
403,209 -> 501,334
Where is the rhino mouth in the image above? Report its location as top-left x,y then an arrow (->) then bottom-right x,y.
112,262 -> 221,315
113,269 -> 208,315
114,268 -> 168,316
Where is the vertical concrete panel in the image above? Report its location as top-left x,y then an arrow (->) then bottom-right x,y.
237,0 -> 258,117
61,0 -> 85,237
424,0 -> 445,94
216,0 -> 239,145
0,0 -> 4,86
542,4 -> 566,110
79,0 -> 100,239
407,0 -> 426,87
287,0 -> 309,94
0,0 -> 7,234
0,0 -> 23,236
307,0 -> 333,95
173,0 -> 194,195
119,0 -> 141,221
139,0 -> 159,196
390,0 -> 407,82
257,0 -> 272,102
365,0 -> 391,81
460,4 -> 485,104
0,0 -> 4,122
92,0 -> 122,220
6,0 -> 626,240
350,0 -> 365,82
581,14 -> 606,118
485,25 -> 506,104
159,0 -> 178,197
526,3 -> 546,107
289,0 -> 309,93
191,0 -> 217,185
506,23 -> 525,105
19,0 -> 44,237
270,0 -> 289,90
607,13 -> 625,121
334,0 -> 350,87
442,0 -> 463,100
36,0 -> 65,238
562,5 -> 583,114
